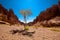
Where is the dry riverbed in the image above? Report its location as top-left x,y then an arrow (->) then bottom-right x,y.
0,24 -> 60,40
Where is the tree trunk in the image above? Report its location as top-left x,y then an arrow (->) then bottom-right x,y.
24,14 -> 26,28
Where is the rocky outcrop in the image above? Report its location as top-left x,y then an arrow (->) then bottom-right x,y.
41,17 -> 60,27
28,1 -> 60,27
0,4 -> 23,25
0,4 -> 8,22
7,9 -> 19,24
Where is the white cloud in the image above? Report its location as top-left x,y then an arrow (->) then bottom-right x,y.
19,18 -> 33,23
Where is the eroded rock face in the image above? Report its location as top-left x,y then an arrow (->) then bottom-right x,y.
48,17 -> 60,26
40,17 -> 60,27
0,4 -> 8,22
7,9 -> 19,24
28,1 -> 60,26
0,4 -> 23,25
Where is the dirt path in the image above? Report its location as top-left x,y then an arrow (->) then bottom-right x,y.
0,24 -> 60,40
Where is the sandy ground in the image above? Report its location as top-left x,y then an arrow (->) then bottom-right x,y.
0,24 -> 60,40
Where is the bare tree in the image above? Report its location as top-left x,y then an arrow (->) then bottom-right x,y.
20,10 -> 32,28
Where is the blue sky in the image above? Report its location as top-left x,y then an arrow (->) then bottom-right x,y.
0,0 -> 58,23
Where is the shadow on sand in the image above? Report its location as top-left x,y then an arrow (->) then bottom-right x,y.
10,29 -> 35,37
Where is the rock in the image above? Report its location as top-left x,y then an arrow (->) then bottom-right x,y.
28,1 -> 60,27
0,4 -> 23,25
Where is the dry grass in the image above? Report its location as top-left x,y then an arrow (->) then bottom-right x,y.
39,26 -> 60,32
49,28 -> 60,32
44,26 -> 60,32
50,28 -> 60,32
